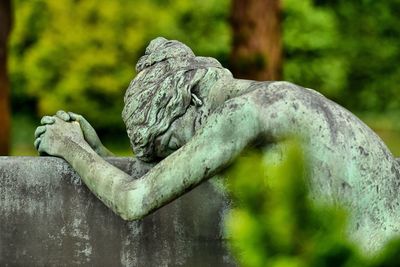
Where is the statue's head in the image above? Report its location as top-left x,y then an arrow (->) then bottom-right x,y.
122,37 -> 229,161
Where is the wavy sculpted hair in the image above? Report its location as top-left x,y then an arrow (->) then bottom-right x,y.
122,37 -> 225,161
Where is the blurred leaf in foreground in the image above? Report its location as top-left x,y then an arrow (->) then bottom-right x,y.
225,140 -> 366,267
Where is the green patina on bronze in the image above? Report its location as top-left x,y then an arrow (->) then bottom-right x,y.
34,37 -> 400,252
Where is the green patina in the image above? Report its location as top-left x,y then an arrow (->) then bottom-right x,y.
34,37 -> 400,252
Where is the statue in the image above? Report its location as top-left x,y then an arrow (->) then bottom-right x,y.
34,37 -> 400,251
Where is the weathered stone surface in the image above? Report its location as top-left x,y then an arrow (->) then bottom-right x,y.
0,156 -> 235,266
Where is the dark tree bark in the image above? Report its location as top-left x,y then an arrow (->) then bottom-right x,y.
0,0 -> 12,155
230,0 -> 282,81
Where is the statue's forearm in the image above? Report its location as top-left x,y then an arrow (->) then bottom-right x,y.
63,142 -> 144,219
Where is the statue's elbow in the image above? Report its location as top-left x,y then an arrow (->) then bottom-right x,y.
115,192 -> 147,221
119,211 -> 144,221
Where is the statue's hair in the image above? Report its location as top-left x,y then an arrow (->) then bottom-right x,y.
122,37 -> 224,161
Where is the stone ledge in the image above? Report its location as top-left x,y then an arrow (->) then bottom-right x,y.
0,156 -> 235,266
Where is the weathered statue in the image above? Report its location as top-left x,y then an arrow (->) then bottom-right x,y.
34,37 -> 400,251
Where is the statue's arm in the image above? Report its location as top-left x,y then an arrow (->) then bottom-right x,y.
36,97 -> 260,220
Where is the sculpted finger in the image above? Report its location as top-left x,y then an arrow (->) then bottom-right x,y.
34,126 -> 46,138
68,112 -> 82,121
40,116 -> 55,125
69,112 -> 91,129
56,110 -> 70,121
34,137 -> 41,150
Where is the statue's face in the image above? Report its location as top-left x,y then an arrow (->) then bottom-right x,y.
153,106 -> 197,158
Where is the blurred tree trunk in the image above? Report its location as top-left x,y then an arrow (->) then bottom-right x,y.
0,0 -> 12,155
230,0 -> 282,81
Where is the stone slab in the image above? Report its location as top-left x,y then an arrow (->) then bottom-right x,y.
0,156 -> 235,266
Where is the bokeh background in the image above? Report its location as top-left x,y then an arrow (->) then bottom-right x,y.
1,0 -> 400,156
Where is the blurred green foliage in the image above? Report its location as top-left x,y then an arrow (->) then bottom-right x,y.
283,0 -> 347,98
9,0 -> 230,132
312,0 -> 400,112
283,0 -> 400,109
226,141 -> 400,267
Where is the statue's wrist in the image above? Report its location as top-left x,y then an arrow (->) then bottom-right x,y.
63,140 -> 95,163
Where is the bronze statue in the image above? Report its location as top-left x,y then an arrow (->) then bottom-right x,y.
34,37 -> 400,251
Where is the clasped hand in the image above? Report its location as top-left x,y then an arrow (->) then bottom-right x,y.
35,110 -> 111,157
34,111 -> 89,157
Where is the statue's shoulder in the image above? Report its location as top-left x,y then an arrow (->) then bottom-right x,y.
266,81 -> 327,101
267,81 -> 320,94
